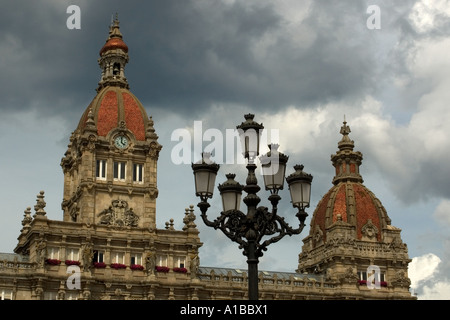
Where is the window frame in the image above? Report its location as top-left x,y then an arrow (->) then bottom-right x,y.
1,289 -> 13,300
66,248 -> 79,261
358,270 -> 385,282
175,256 -> 185,268
93,250 -> 104,263
111,252 -> 125,264
96,159 -> 107,180
158,255 -> 168,267
133,163 -> 144,183
47,247 -> 60,260
130,253 -> 143,266
66,292 -> 78,300
113,161 -> 126,181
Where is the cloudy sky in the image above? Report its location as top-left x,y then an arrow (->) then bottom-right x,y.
1,0 -> 450,299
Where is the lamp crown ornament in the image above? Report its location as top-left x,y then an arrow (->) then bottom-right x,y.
218,174 -> 244,191
236,114 -> 264,162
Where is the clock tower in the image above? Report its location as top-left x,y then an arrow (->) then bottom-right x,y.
60,17 -> 162,230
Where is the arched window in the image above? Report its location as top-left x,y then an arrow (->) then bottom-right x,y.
113,63 -> 120,76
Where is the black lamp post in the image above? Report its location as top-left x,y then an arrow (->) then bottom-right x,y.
191,114 -> 313,300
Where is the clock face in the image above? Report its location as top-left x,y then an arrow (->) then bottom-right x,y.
114,135 -> 129,149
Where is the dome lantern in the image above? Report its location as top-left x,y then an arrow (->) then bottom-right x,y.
331,118 -> 363,185
97,14 -> 130,91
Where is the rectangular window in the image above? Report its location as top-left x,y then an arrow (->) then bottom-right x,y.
96,159 -> 107,180
93,250 -> 104,263
113,161 -> 126,181
66,292 -> 78,300
175,256 -> 185,268
358,270 -> 385,282
358,271 -> 367,281
44,292 -> 57,300
130,253 -> 142,266
1,290 -> 13,300
133,163 -> 144,183
158,256 -> 168,267
47,247 -> 59,260
66,248 -> 79,261
112,252 -> 125,264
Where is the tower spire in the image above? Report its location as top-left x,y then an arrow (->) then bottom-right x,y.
97,15 -> 129,91
331,118 -> 363,185
338,117 -> 354,151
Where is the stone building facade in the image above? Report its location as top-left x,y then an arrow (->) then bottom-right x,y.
0,18 -> 415,300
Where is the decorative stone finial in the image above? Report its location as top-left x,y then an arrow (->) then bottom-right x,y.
34,191 -> 47,217
84,108 -> 97,134
146,116 -> 159,140
338,117 -> 354,151
21,207 -> 33,233
183,206 -> 198,231
187,205 -> 197,230
165,219 -> 175,230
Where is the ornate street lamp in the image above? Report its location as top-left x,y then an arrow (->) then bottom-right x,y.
260,143 -> 289,194
286,164 -> 313,224
192,152 -> 220,202
191,114 -> 313,300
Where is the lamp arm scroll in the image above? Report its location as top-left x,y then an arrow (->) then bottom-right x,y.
198,202 -> 249,251
255,211 -> 308,258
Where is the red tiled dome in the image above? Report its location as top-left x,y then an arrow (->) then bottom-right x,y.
307,120 -> 393,247
310,181 -> 388,244
77,86 -> 147,141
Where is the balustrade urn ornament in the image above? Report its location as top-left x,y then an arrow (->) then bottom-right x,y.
34,191 -> 47,217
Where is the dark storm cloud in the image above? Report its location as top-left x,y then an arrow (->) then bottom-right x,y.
129,0 -> 381,112
0,0 -> 417,120
0,1 -> 105,120
123,0 -> 284,113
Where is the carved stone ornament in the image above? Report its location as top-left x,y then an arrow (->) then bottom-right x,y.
35,238 -> 47,268
81,242 -> 94,272
361,219 -> 379,242
339,267 -> 359,285
145,249 -> 156,276
34,191 -> 47,217
313,225 -> 324,247
391,270 -> 411,288
389,236 -> 407,252
21,207 -> 33,229
70,202 -> 80,222
97,199 -> 139,227
87,134 -> 97,150
190,252 -> 200,279
148,141 -> 162,160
